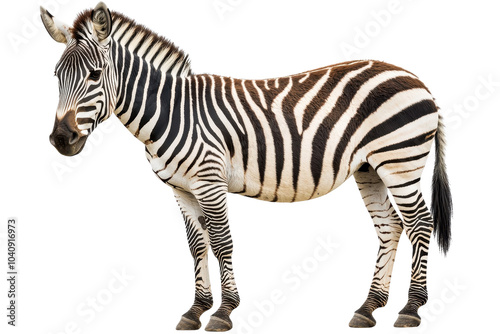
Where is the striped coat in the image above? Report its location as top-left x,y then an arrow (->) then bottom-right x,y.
42,2 -> 451,330
134,61 -> 438,204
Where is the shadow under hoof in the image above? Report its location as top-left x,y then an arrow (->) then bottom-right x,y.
205,315 -> 232,332
394,314 -> 421,327
176,316 -> 202,330
349,313 -> 376,328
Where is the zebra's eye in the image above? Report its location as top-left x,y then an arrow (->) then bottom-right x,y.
88,69 -> 102,81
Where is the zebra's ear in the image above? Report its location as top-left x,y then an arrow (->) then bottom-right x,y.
91,2 -> 113,44
40,6 -> 71,44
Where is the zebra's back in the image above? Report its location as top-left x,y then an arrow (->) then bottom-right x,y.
207,60 -> 439,202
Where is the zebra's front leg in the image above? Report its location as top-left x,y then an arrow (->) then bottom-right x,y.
173,189 -> 214,330
349,165 -> 404,327
192,183 -> 239,332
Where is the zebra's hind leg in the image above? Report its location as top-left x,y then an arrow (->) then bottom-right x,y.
349,164 -> 404,328
173,189 -> 213,330
380,166 -> 434,327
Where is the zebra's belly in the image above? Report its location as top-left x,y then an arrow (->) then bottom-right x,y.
227,164 -> 346,203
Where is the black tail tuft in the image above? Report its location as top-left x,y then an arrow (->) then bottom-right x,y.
431,115 -> 453,255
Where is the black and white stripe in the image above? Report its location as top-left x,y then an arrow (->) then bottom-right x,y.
42,3 -> 452,330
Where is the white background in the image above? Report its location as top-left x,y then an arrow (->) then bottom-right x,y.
1,1 -> 499,334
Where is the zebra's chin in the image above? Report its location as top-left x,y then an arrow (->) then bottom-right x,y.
51,135 -> 88,157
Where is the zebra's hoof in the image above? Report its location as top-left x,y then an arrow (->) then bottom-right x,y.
349,312 -> 376,328
176,316 -> 201,330
394,313 -> 421,327
205,315 -> 232,332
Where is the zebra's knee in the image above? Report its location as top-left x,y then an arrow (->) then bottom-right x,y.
189,242 -> 209,259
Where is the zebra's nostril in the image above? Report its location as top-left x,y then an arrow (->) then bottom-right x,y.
69,131 -> 80,145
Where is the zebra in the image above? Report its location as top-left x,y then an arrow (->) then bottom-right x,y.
41,2 -> 452,330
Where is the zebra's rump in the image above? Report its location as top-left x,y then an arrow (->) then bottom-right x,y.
221,60 -> 438,202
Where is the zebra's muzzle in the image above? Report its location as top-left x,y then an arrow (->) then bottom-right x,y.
49,110 -> 88,156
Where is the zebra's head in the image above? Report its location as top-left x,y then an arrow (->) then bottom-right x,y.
42,2 -> 115,156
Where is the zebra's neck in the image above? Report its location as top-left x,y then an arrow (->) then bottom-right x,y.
108,11 -> 192,76
97,11 -> 193,145
111,39 -> 184,144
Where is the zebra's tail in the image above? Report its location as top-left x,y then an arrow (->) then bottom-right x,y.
431,114 -> 453,255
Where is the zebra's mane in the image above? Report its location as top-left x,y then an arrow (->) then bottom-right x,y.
72,10 -> 192,76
